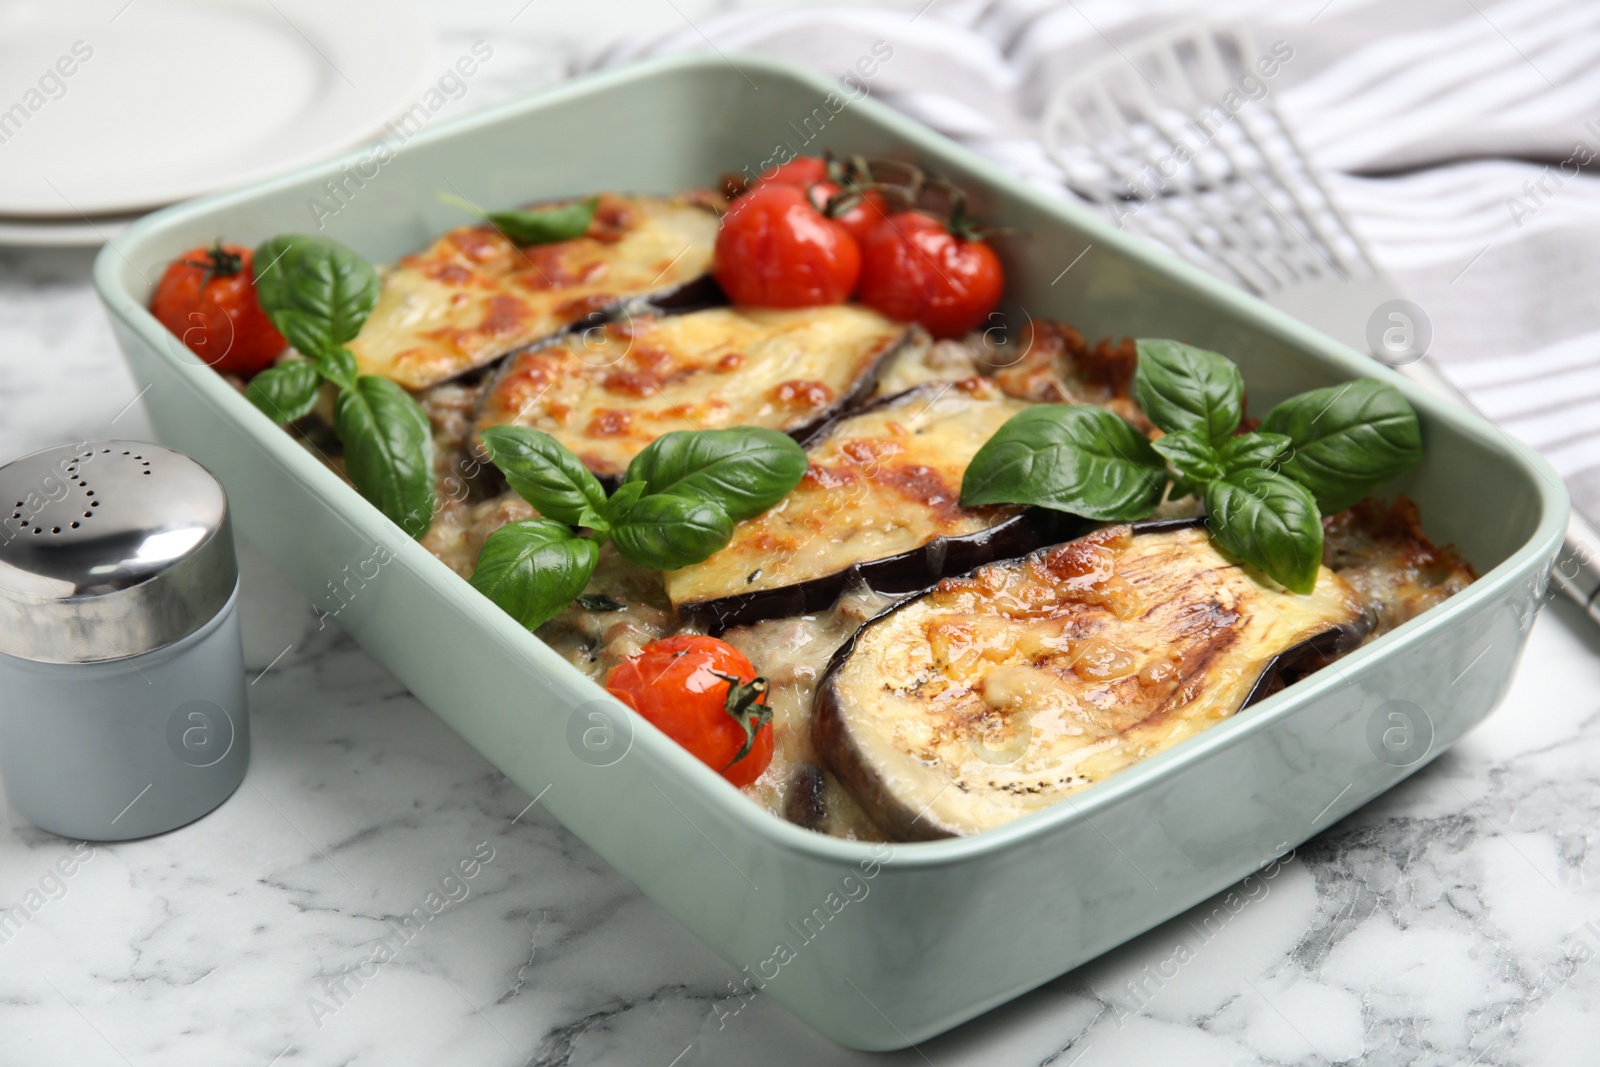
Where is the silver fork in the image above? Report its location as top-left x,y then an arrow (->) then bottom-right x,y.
1041,22 -> 1600,624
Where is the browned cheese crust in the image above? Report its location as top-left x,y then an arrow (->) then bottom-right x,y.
813,524 -> 1371,839
473,305 -> 911,479
350,193 -> 722,390
1324,495 -> 1476,639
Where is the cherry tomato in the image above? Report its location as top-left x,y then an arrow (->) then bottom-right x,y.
605,635 -> 774,787
713,183 -> 861,307
757,155 -> 830,189
808,181 -> 892,247
151,243 -> 287,377
857,212 -> 1005,339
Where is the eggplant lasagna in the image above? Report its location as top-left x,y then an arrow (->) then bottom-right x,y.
270,185 -> 1475,843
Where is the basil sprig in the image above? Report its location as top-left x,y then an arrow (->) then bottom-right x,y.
1204,469 -> 1324,595
438,193 -> 600,246
471,521 -> 600,630
246,235 -> 435,540
471,426 -> 807,630
244,359 -> 321,424
960,406 -> 1167,522
251,235 -> 379,356
1259,379 -> 1422,513
1131,338 -> 1244,447
960,339 -> 1422,594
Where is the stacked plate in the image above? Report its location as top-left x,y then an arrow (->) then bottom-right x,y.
0,0 -> 433,245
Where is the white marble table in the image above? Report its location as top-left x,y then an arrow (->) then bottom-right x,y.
6,5 -> 1600,1065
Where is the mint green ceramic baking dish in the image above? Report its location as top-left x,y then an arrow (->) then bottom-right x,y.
93,54 -> 1566,1050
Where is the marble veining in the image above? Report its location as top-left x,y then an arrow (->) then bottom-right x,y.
4,3 -> 1600,1065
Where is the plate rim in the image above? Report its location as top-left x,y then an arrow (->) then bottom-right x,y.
0,0 -> 436,218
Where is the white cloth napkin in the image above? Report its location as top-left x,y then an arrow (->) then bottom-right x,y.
593,0 -> 1600,519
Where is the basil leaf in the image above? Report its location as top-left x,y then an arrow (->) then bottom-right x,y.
610,493 -> 734,570
470,520 -> 599,631
1133,339 -> 1244,444
1204,469 -> 1324,595
623,428 -> 808,522
439,193 -> 599,246
1151,428 -> 1222,482
603,479 -> 647,521
1168,473 -> 1202,503
334,376 -> 435,540
1260,379 -> 1422,513
245,360 -> 320,424
479,426 -> 609,530
1218,432 -> 1292,474
314,347 -> 358,391
252,235 -> 380,357
959,405 -> 1167,522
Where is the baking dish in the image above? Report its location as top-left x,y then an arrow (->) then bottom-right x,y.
93,53 -> 1566,1050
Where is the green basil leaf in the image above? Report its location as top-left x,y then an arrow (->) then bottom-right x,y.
1133,339 -> 1244,444
603,479 -> 647,521
1218,432 -> 1293,474
1204,469 -> 1324,595
623,428 -> 808,522
439,193 -> 599,246
334,376 -> 435,540
1259,379 -> 1422,513
245,360 -> 320,424
479,426 -> 609,529
1151,428 -> 1222,482
314,347 -> 358,391
959,405 -> 1168,522
252,235 -> 380,357
610,493 -> 733,570
1168,473 -> 1202,503
470,520 -> 599,631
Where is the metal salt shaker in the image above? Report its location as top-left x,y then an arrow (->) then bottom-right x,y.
0,441 -> 249,840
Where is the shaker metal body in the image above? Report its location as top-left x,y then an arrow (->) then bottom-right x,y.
0,442 -> 249,840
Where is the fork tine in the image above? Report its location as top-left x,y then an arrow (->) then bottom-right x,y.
1126,40 -> 1299,293
1197,27 -> 1377,284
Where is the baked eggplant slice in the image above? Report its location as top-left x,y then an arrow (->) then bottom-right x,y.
815,521 -> 1371,840
668,379 -> 1077,632
474,304 -> 911,478
349,193 -> 720,390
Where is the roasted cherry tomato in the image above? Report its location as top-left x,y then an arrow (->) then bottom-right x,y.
606,635 -> 774,787
756,155 -> 830,189
713,183 -> 861,307
151,243 -> 287,377
857,211 -> 1005,339
808,181 -> 892,247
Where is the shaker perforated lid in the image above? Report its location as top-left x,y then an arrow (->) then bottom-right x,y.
0,441 -> 237,663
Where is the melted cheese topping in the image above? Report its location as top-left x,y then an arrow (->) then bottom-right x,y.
474,304 -> 908,477
349,194 -> 719,390
665,378 -> 1030,609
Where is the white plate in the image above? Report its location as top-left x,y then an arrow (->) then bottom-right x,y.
0,0 -> 432,218
0,213 -> 140,247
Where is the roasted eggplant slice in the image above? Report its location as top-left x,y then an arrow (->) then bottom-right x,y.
815,521 -> 1371,840
474,304 -> 911,478
668,379 -> 1077,632
349,194 -> 720,390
